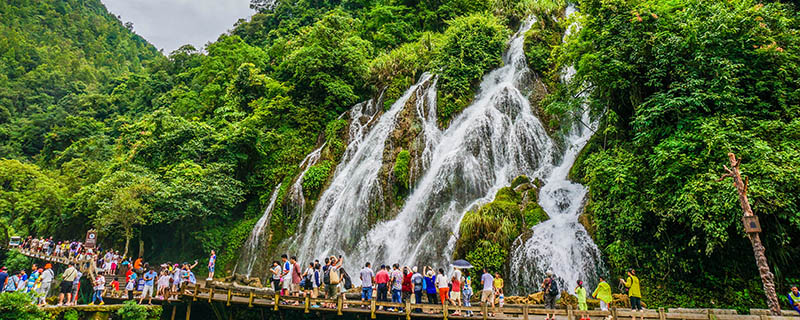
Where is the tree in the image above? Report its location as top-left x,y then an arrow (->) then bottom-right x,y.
96,181 -> 154,258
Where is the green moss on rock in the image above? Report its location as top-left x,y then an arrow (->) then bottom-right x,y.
393,149 -> 411,189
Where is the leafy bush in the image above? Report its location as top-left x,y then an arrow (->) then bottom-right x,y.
325,119 -> 348,159
0,291 -> 46,320
435,13 -> 508,126
465,240 -> 508,275
117,300 -> 162,320
393,149 -> 411,189
368,34 -> 441,110
302,161 -> 334,199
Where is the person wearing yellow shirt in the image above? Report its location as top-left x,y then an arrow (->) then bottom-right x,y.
592,276 -> 612,312
492,272 -> 504,296
619,269 -> 643,320
575,280 -> 589,320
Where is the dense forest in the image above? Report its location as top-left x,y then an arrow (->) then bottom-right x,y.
1,0 -> 799,311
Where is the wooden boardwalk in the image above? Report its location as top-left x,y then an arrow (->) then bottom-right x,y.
15,248 -> 800,320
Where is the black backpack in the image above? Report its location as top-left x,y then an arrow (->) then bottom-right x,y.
549,278 -> 559,296
323,267 -> 331,285
343,270 -> 352,290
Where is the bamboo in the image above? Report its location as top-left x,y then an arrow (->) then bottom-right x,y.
337,295 -> 343,316
370,298 -> 377,319
305,295 -> 310,313
185,301 -> 192,320
274,294 -> 279,311
227,289 -> 232,306
208,288 -> 214,303
249,291 -> 254,307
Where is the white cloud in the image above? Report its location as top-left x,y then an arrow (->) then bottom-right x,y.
102,0 -> 254,53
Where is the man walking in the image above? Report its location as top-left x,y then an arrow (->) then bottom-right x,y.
58,262 -> 78,306
360,262 -> 375,305
480,268 -> 495,317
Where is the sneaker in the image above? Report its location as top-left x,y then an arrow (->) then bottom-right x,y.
88,302 -> 94,306
99,302 -> 104,305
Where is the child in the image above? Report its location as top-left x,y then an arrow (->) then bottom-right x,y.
157,270 -> 171,300
89,273 -> 105,305
111,277 -> 120,298
125,272 -> 137,299
576,280 -> 589,320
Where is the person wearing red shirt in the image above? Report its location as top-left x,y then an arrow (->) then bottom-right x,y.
402,267 -> 414,309
375,265 -> 390,305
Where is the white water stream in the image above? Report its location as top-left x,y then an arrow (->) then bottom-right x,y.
235,182 -> 282,276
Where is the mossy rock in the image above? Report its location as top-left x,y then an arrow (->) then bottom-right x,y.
494,186 -> 520,203
511,175 -> 531,189
523,202 -> 549,228
578,213 -> 596,240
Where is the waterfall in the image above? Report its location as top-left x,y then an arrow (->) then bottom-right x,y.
508,4 -> 606,294
235,182 -> 282,277
257,10 -> 603,293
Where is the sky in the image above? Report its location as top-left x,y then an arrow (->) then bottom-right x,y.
102,0 -> 254,54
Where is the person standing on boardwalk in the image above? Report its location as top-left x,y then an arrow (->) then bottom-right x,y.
375,265 -> 390,306
37,264 -> 54,306
270,261 -> 281,292
360,262 -> 375,304
788,286 -> 800,315
139,266 -> 157,305
411,267 -> 424,312
449,268 -> 463,316
207,250 -> 216,281
402,266 -> 414,309
390,264 -> 403,308
58,263 -> 77,306
462,270 -> 474,317
576,280 -> 589,320
290,256 -> 302,300
542,270 -> 558,320
593,276 -> 612,313
480,268 -> 495,317
620,268 -> 643,320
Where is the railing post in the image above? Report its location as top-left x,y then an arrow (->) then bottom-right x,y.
248,291 -> 254,307
337,294 -> 344,316
185,301 -> 192,320
568,304 -> 574,320
274,293 -> 279,311
406,300 -> 412,320
226,289 -> 232,306
443,301 -> 448,320
658,307 -> 665,320
482,302 -> 488,320
305,295 -> 310,313
524,304 -> 529,320
612,307 -> 618,320
208,288 -> 214,303
370,298 -> 377,319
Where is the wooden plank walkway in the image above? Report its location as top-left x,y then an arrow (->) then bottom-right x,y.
15,248 -> 800,320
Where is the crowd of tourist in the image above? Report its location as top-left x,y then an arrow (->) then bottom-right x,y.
7,237 -> 800,317
1,236 -> 206,307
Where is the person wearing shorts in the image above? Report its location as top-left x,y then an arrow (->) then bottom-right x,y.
58,263 -> 77,306
480,269 -> 495,316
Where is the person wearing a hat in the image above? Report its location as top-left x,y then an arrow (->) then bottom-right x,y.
37,263 -> 55,306
541,270 -> 557,320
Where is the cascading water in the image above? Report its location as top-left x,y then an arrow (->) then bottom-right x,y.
508,4 -> 605,294
249,9 -> 604,292
235,182 -> 282,277
292,17 -> 563,278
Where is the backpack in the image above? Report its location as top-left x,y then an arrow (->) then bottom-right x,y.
330,267 -> 340,285
413,274 -> 423,287
548,278 -> 559,297
323,267 -> 331,285
343,270 -> 352,290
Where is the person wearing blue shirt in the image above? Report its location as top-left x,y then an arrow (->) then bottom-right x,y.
139,266 -> 157,305
423,267 -> 438,304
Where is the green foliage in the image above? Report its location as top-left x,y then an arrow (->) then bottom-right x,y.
368,33 -> 441,109
277,10 -> 372,116
117,300 -> 162,320
393,149 -> 411,189
0,291 -> 46,320
465,240 -> 507,275
563,0 -> 800,307
63,310 -> 79,320
325,119 -> 348,158
510,175 -> 531,189
0,251 -> 32,278
435,13 -> 508,126
0,159 -> 66,236
302,161 -> 334,199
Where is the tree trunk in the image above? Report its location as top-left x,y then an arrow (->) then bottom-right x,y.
721,153 -> 781,315
123,230 -> 131,260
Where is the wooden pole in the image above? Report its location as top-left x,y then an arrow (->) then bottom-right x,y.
185,301 -> 192,320
227,289 -> 232,306
370,298 -> 377,319
305,295 -> 310,313
249,291 -> 254,307
337,294 -> 344,316
274,294 -> 279,311
171,305 -> 177,320
719,153 -> 781,315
